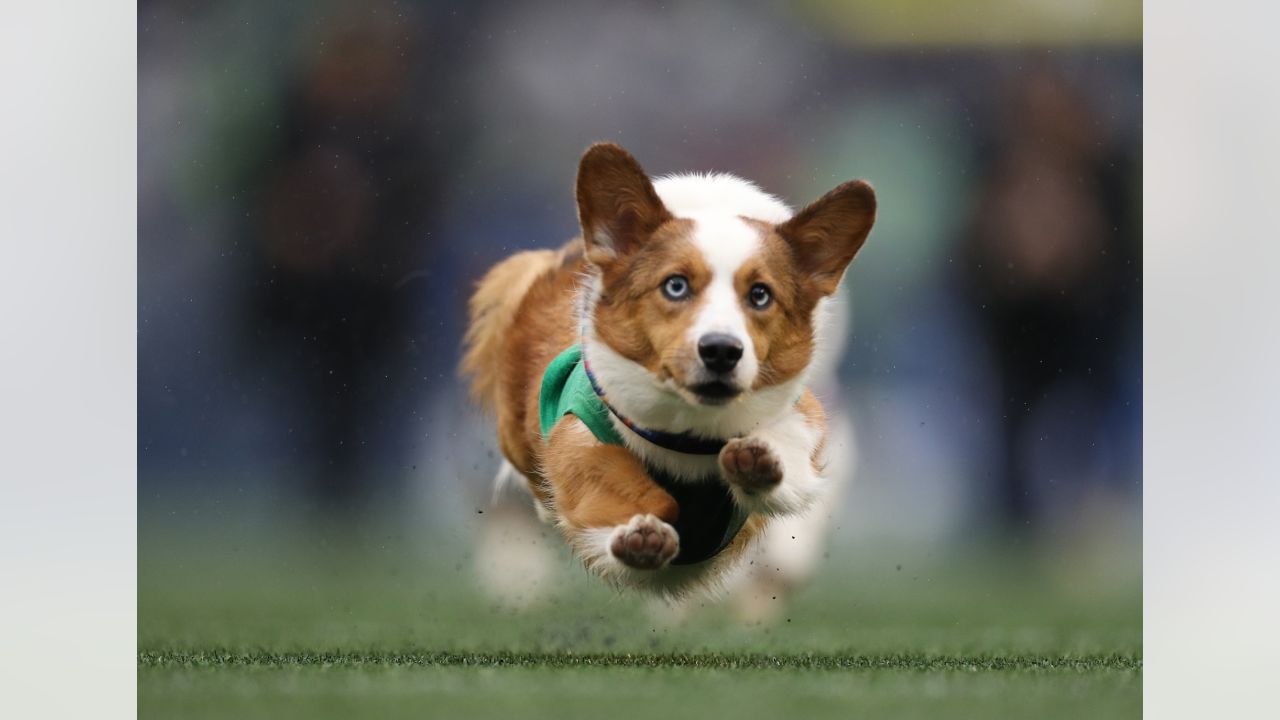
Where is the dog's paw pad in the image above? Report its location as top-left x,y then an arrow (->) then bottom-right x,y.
609,514 -> 679,570
720,437 -> 783,494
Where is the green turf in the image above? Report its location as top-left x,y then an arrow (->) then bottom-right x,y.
138,505 -> 1141,718
140,665 -> 1140,720
140,648 -> 1140,672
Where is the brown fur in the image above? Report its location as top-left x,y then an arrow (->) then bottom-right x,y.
795,388 -> 828,470
461,243 -> 572,412
576,143 -> 674,264
542,418 -> 679,527
777,180 -> 877,295
593,222 -> 711,382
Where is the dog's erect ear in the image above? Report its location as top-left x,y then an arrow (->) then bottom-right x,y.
576,143 -> 672,265
777,180 -> 877,296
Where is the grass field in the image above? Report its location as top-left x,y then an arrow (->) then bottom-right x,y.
138,501 -> 1141,719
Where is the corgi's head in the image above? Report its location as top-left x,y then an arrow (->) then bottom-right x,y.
576,143 -> 875,431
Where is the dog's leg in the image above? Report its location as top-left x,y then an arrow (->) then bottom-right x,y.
719,389 -> 827,517
542,417 -> 681,573
474,460 -> 562,610
730,408 -> 854,622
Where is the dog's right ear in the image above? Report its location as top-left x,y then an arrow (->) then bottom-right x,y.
576,143 -> 672,266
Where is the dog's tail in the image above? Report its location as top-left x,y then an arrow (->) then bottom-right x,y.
461,246 -> 567,413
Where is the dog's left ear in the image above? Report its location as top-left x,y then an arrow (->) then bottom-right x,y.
777,180 -> 877,296
576,143 -> 672,266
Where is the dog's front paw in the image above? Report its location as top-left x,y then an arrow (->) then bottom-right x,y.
720,437 -> 784,495
609,514 -> 679,570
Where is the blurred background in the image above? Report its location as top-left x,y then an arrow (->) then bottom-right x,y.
138,0 -> 1141,656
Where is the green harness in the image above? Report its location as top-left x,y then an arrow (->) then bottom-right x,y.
538,344 -> 750,565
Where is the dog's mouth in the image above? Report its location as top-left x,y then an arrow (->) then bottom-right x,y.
687,380 -> 742,406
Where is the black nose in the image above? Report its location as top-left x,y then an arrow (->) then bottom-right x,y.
697,333 -> 743,374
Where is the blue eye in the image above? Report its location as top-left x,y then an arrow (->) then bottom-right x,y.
662,275 -> 691,300
748,283 -> 772,309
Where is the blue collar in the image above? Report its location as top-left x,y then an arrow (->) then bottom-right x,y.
580,352 -> 730,456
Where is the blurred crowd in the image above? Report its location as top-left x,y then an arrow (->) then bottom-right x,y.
139,0 -> 1141,543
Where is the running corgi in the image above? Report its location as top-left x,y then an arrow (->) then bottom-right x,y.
462,143 -> 875,597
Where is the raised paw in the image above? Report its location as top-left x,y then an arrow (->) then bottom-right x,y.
720,437 -> 784,495
609,514 -> 679,570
